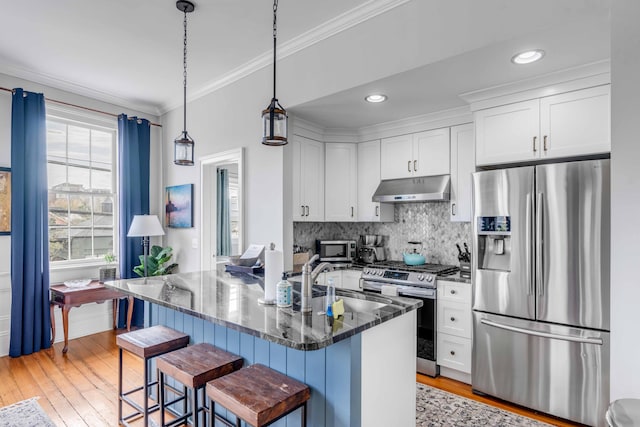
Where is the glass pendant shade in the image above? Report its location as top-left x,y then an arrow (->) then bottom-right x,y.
174,131 -> 194,165
261,99 -> 288,146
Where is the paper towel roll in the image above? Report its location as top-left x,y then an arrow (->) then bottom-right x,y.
264,248 -> 283,303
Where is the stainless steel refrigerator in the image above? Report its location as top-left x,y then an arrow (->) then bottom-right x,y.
471,159 -> 610,427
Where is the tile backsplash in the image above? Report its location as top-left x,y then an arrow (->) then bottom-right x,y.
293,202 -> 471,266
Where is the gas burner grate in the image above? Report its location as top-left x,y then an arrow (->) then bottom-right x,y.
370,260 -> 459,276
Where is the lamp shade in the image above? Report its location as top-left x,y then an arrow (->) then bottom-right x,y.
127,215 -> 165,237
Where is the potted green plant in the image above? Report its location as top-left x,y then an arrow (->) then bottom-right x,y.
133,245 -> 178,277
99,252 -> 117,283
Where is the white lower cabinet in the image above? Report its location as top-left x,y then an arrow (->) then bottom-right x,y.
317,269 -> 362,290
437,333 -> 471,374
437,280 -> 472,382
341,269 -> 363,291
317,271 -> 342,287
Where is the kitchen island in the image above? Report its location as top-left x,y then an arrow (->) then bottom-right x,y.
105,268 -> 421,427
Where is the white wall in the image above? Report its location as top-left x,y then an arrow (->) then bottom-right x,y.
610,0 -> 640,401
0,72 -> 162,356
161,66 -> 285,272
162,0 -> 520,272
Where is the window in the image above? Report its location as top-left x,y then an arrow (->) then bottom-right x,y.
46,116 -> 117,263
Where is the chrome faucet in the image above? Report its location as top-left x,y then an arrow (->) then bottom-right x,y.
301,254 -> 334,313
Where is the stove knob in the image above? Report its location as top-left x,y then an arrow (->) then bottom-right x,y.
425,276 -> 434,283
377,270 -> 384,276
364,268 -> 369,274
417,275 -> 425,281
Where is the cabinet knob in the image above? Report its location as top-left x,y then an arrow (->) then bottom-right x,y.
375,205 -> 379,217
407,160 -> 411,172
451,203 -> 456,216
301,205 -> 305,216
450,317 -> 456,322
543,135 -> 548,151
450,290 -> 456,295
305,205 -> 310,216
450,350 -> 456,356
533,136 -> 538,152
414,160 -> 417,172
351,206 -> 354,217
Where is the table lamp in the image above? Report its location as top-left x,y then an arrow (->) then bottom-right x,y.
127,215 -> 165,278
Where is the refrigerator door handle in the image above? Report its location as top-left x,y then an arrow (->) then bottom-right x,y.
526,193 -> 534,295
480,318 -> 603,345
536,192 -> 544,296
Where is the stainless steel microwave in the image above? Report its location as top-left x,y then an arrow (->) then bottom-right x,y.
316,240 -> 357,262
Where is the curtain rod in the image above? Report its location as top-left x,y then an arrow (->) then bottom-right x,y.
0,86 -> 162,127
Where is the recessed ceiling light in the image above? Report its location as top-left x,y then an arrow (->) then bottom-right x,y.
511,49 -> 545,65
365,94 -> 387,103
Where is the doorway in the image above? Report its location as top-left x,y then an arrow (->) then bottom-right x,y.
200,148 -> 244,271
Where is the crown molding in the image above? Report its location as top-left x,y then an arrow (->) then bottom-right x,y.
357,106 -> 472,141
460,59 -> 611,111
291,106 -> 472,144
323,130 -> 360,143
291,115 -> 326,142
160,0 -> 412,114
0,64 -> 162,117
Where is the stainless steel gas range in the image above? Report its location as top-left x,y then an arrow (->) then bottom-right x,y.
360,261 -> 458,377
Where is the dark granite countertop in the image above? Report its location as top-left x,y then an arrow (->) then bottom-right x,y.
105,269 -> 421,351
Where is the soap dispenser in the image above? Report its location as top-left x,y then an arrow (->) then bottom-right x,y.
326,278 -> 336,317
276,272 -> 292,308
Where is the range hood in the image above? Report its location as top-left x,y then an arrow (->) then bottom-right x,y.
372,175 -> 450,202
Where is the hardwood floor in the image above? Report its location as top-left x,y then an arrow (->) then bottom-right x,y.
0,329 -> 150,426
416,373 -> 584,427
0,329 -> 583,426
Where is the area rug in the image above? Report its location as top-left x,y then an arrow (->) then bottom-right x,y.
0,397 -> 56,427
416,383 -> 553,426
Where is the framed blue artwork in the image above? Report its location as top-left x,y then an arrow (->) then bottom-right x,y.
165,183 -> 193,228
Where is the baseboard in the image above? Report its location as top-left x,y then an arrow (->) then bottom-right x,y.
439,366 -> 472,385
0,302 -> 114,357
51,302 -> 115,343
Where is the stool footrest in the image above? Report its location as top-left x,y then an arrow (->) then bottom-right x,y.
120,395 -> 160,416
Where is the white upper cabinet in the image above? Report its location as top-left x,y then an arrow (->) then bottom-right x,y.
381,129 -> 450,180
475,99 -> 540,165
450,124 -> 474,222
357,140 -> 393,222
413,128 -> 451,177
539,85 -> 611,159
475,85 -> 611,166
292,135 -> 324,222
325,143 -> 357,222
380,134 -> 413,179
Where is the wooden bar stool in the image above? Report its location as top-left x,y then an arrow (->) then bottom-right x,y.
206,364 -> 311,427
156,343 -> 243,427
117,325 -> 190,426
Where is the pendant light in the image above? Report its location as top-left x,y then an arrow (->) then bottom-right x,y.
261,0 -> 288,146
174,0 -> 195,165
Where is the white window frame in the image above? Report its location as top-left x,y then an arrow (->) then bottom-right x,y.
46,104 -> 119,270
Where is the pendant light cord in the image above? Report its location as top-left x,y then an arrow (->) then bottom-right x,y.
273,0 -> 278,102
182,6 -> 188,134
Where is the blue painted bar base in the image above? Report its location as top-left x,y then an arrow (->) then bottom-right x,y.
144,302 -> 417,427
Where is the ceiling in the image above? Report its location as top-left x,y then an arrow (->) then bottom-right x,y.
1,1 -> 611,124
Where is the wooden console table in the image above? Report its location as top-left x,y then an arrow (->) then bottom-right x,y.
50,281 -> 134,353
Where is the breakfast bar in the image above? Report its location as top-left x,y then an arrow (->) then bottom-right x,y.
105,268 -> 421,427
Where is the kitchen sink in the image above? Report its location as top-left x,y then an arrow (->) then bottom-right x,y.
340,296 -> 388,312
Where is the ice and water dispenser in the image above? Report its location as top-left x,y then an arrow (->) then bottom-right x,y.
476,216 -> 511,272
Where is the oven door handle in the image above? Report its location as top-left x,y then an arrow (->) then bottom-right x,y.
398,288 -> 435,299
